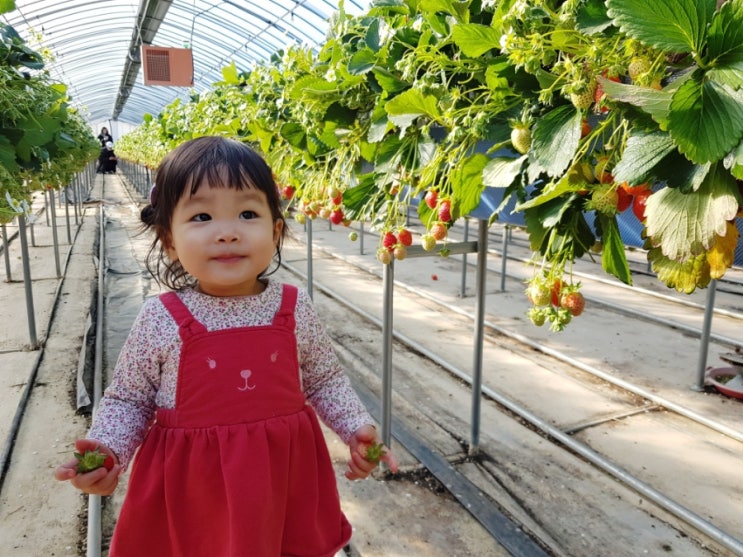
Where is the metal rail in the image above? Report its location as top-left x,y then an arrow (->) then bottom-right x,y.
282,249 -> 743,556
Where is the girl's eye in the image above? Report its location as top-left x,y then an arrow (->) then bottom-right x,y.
191,213 -> 211,222
240,210 -> 258,219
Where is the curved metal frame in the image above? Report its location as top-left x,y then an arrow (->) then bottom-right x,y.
3,0 -> 369,125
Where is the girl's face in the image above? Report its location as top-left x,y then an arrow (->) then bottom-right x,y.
164,182 -> 283,297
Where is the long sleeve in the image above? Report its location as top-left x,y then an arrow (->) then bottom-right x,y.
294,288 -> 373,444
87,298 -> 175,468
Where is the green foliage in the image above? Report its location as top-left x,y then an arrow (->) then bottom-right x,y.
118,0 -> 743,296
0,21 -> 98,222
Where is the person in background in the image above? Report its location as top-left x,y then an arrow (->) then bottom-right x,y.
97,126 -> 113,148
98,141 -> 117,174
54,136 -> 397,556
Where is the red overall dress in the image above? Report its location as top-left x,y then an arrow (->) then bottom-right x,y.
109,284 -> 352,556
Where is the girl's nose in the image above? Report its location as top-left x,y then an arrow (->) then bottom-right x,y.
217,226 -> 239,242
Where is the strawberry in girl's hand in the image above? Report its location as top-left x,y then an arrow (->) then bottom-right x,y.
75,449 -> 114,473
364,441 -> 387,465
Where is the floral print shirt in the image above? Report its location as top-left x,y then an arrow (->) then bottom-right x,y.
88,280 -> 372,467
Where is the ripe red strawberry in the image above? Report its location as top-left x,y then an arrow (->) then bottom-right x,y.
616,187 -> 632,212
620,182 -> 650,196
438,199 -> 452,223
430,222 -> 447,241
580,119 -> 592,138
329,209 -> 344,225
550,278 -> 565,307
382,231 -> 397,251
633,189 -> 651,222
281,185 -> 295,200
424,189 -> 438,209
397,228 -> 413,247
75,449 -> 114,473
510,125 -> 531,154
560,292 -> 585,316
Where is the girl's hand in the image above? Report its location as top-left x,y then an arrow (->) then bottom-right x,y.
53,439 -> 122,496
345,424 -> 399,480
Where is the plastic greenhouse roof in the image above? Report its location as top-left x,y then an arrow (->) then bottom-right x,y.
3,0 -> 370,126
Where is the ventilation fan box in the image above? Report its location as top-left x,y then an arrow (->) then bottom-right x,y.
141,46 -> 193,86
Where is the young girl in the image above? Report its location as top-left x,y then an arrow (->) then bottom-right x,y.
55,136 -> 398,556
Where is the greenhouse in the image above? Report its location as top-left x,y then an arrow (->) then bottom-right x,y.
1,0 -> 742,556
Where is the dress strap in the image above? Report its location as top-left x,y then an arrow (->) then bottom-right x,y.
159,292 -> 208,341
272,284 -> 298,328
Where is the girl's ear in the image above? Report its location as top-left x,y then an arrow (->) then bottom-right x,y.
162,233 -> 178,261
273,219 -> 284,245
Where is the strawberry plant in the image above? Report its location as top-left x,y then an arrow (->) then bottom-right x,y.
114,0 -> 742,329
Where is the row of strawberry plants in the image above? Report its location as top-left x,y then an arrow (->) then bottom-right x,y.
0,3 -> 99,223
115,0 -> 743,330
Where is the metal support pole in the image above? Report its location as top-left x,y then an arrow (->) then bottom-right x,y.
2,224 -> 11,281
306,218 -> 313,300
470,219 -> 488,452
693,279 -> 717,391
48,189 -> 62,278
17,216 -> 38,348
359,221 -> 365,255
460,219 -> 469,297
381,258 -> 394,447
500,225 -> 509,291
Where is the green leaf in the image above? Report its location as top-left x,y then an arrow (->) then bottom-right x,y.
482,155 -> 526,188
528,105 -> 581,179
667,74 -> 743,164
606,0 -> 714,54
598,76 -> 675,128
576,0 -> 613,35
724,139 -> 743,180
645,162 -> 739,260
0,1 -> 16,16
452,153 -> 489,217
612,129 -> 675,185
648,248 -> 711,293
706,0 -> 743,88
372,68 -> 409,93
385,88 -> 441,132
598,214 -> 632,285
421,0 -> 470,22
221,61 -> 240,85
348,48 -> 377,75
280,122 -> 306,149
451,23 -> 501,58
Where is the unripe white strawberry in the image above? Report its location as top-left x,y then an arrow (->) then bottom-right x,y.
510,125 -> 531,155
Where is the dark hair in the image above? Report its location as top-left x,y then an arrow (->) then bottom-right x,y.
140,136 -> 286,290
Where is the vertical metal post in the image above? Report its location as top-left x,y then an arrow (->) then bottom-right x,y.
64,189 -> 72,244
359,221 -> 365,255
460,218 -> 469,297
470,219 -> 488,452
306,218 -> 313,300
47,189 -> 62,278
17,216 -> 38,348
381,258 -> 394,447
693,279 -> 717,391
500,225 -> 509,291
2,224 -> 11,281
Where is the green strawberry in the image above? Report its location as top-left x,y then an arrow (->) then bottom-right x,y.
365,441 -> 387,464
75,449 -> 114,473
510,125 -> 531,155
